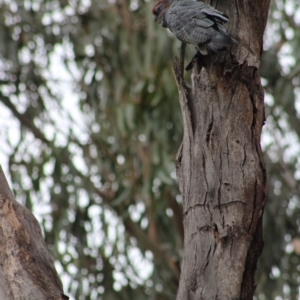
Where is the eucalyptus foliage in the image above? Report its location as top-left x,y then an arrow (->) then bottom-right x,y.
257,0 -> 300,299
0,0 -> 299,299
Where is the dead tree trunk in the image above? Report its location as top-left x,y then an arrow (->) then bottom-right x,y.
0,166 -> 68,300
175,1 -> 270,299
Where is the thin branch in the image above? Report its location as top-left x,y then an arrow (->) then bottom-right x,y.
0,93 -> 50,145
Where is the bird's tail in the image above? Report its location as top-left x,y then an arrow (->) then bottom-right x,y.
207,32 -> 234,53
206,29 -> 237,53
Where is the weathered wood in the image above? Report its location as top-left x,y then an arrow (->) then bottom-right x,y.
0,166 -> 68,300
175,1 -> 270,299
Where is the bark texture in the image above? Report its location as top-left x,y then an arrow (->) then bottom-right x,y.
0,166 -> 68,300
175,1 -> 270,299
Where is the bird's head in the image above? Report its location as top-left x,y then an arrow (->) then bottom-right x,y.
152,0 -> 172,25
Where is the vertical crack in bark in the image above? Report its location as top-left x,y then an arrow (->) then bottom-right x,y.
226,134 -> 230,169
248,179 -> 258,234
217,183 -> 221,208
175,143 -> 183,194
218,152 -> 222,207
229,234 -> 235,257
240,144 -> 246,184
250,95 -> 257,131
203,191 -> 208,206
242,145 -> 246,167
206,118 -> 214,145
207,198 -> 212,221
222,213 -> 225,229
204,246 -> 211,272
202,152 -> 208,190
213,224 -> 219,255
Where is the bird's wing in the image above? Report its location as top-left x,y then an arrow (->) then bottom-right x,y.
201,8 -> 229,23
167,2 -> 223,44
173,1 -> 229,23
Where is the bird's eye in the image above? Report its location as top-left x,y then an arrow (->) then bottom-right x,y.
153,5 -> 161,15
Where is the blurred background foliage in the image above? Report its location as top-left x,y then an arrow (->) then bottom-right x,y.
0,0 -> 299,299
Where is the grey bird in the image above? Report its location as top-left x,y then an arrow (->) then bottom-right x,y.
152,0 -> 233,55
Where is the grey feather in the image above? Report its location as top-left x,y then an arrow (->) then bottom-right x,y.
157,0 -> 233,54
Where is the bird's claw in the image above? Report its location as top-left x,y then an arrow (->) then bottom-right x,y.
185,51 -> 202,71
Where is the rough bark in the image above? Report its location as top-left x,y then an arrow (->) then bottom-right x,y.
0,166 -> 68,300
175,1 -> 270,299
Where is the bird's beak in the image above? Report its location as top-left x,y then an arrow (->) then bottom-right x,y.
153,15 -> 158,22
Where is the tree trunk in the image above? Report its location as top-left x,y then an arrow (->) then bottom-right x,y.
0,166 -> 68,300
175,1 -> 270,299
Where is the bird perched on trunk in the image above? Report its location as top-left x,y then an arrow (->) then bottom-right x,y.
152,0 -> 233,55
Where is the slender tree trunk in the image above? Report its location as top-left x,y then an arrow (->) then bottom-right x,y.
0,166 -> 68,300
174,1 -> 270,299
